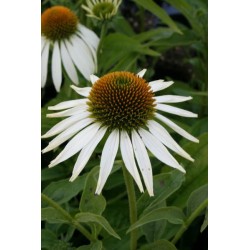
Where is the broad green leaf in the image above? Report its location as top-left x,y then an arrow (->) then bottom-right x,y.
75,212 -> 120,239
168,133 -> 208,208
187,184 -> 208,217
41,207 -> 68,224
42,174 -> 86,205
112,16 -> 135,36
200,207 -> 208,232
133,0 -> 182,34
41,229 -> 57,249
140,239 -> 177,250
77,241 -> 102,250
127,207 -> 185,233
137,170 -> 185,215
80,166 -> 106,215
133,28 -> 173,43
142,202 -> 167,243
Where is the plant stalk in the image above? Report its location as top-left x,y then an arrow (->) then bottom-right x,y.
122,166 -> 138,250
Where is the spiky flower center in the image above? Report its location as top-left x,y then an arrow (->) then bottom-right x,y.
41,6 -> 78,41
92,2 -> 115,18
88,72 -> 156,131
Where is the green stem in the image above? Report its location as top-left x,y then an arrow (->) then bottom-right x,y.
122,166 -> 138,250
41,193 -> 95,242
171,199 -> 208,245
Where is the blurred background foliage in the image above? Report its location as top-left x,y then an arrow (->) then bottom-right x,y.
41,0 -> 208,249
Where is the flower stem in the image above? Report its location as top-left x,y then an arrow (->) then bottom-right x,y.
122,166 -> 138,250
41,193 -> 95,242
171,199 -> 208,245
97,21 -> 108,73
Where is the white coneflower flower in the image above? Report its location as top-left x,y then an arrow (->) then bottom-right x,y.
41,6 -> 99,92
42,69 -> 199,196
82,0 -> 122,20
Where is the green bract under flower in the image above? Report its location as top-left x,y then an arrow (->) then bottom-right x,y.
82,0 -> 122,20
41,6 -> 78,41
87,72 -> 156,131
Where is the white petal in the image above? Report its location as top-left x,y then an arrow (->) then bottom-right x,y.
155,95 -> 192,103
78,24 -> 99,51
41,37 -> 46,53
147,120 -> 194,161
49,123 -> 101,168
90,74 -> 99,84
52,41 -> 62,92
70,126 -> 107,181
42,112 -> 90,138
42,118 -> 94,153
138,128 -> 186,173
41,41 -> 50,87
65,39 -> 91,80
60,41 -> 79,85
156,104 -> 198,118
137,69 -> 147,78
149,80 -> 173,92
120,131 -> 144,193
71,85 -> 92,97
131,130 -> 154,196
95,130 -> 119,194
46,105 -> 88,118
155,113 -> 199,143
48,99 -> 87,110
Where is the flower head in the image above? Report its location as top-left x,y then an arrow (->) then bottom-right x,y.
82,0 -> 122,20
41,6 -> 99,92
42,69 -> 199,196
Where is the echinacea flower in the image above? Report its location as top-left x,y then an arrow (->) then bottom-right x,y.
42,69 -> 199,196
82,0 -> 122,20
41,6 -> 99,92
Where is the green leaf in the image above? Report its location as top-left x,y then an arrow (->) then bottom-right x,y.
112,16 -> 135,36
187,184 -> 208,217
137,170 -> 185,215
200,207 -> 208,232
41,207 -> 68,224
140,239 -> 177,250
169,133 -> 208,208
133,0 -> 182,34
77,241 -> 102,250
127,207 -> 185,233
79,166 -> 106,215
42,174 -> 86,205
75,212 -> 121,240
41,229 -> 57,249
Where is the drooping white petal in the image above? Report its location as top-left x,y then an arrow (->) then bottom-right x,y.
65,39 -> 91,80
60,41 -> 79,85
51,41 -> 62,92
48,99 -> 87,110
41,37 -> 46,53
90,74 -> 99,84
49,123 -> 101,168
147,120 -> 194,161
42,112 -> 90,138
70,126 -> 108,181
120,131 -> 144,193
131,130 -> 154,196
138,128 -> 186,173
41,41 -> 50,87
70,85 -> 92,97
137,69 -> 147,78
95,130 -> 119,194
42,118 -> 94,153
149,80 -> 173,92
78,24 -> 99,51
156,104 -> 198,118
155,95 -> 192,103
46,105 -> 88,118
155,113 -> 199,143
